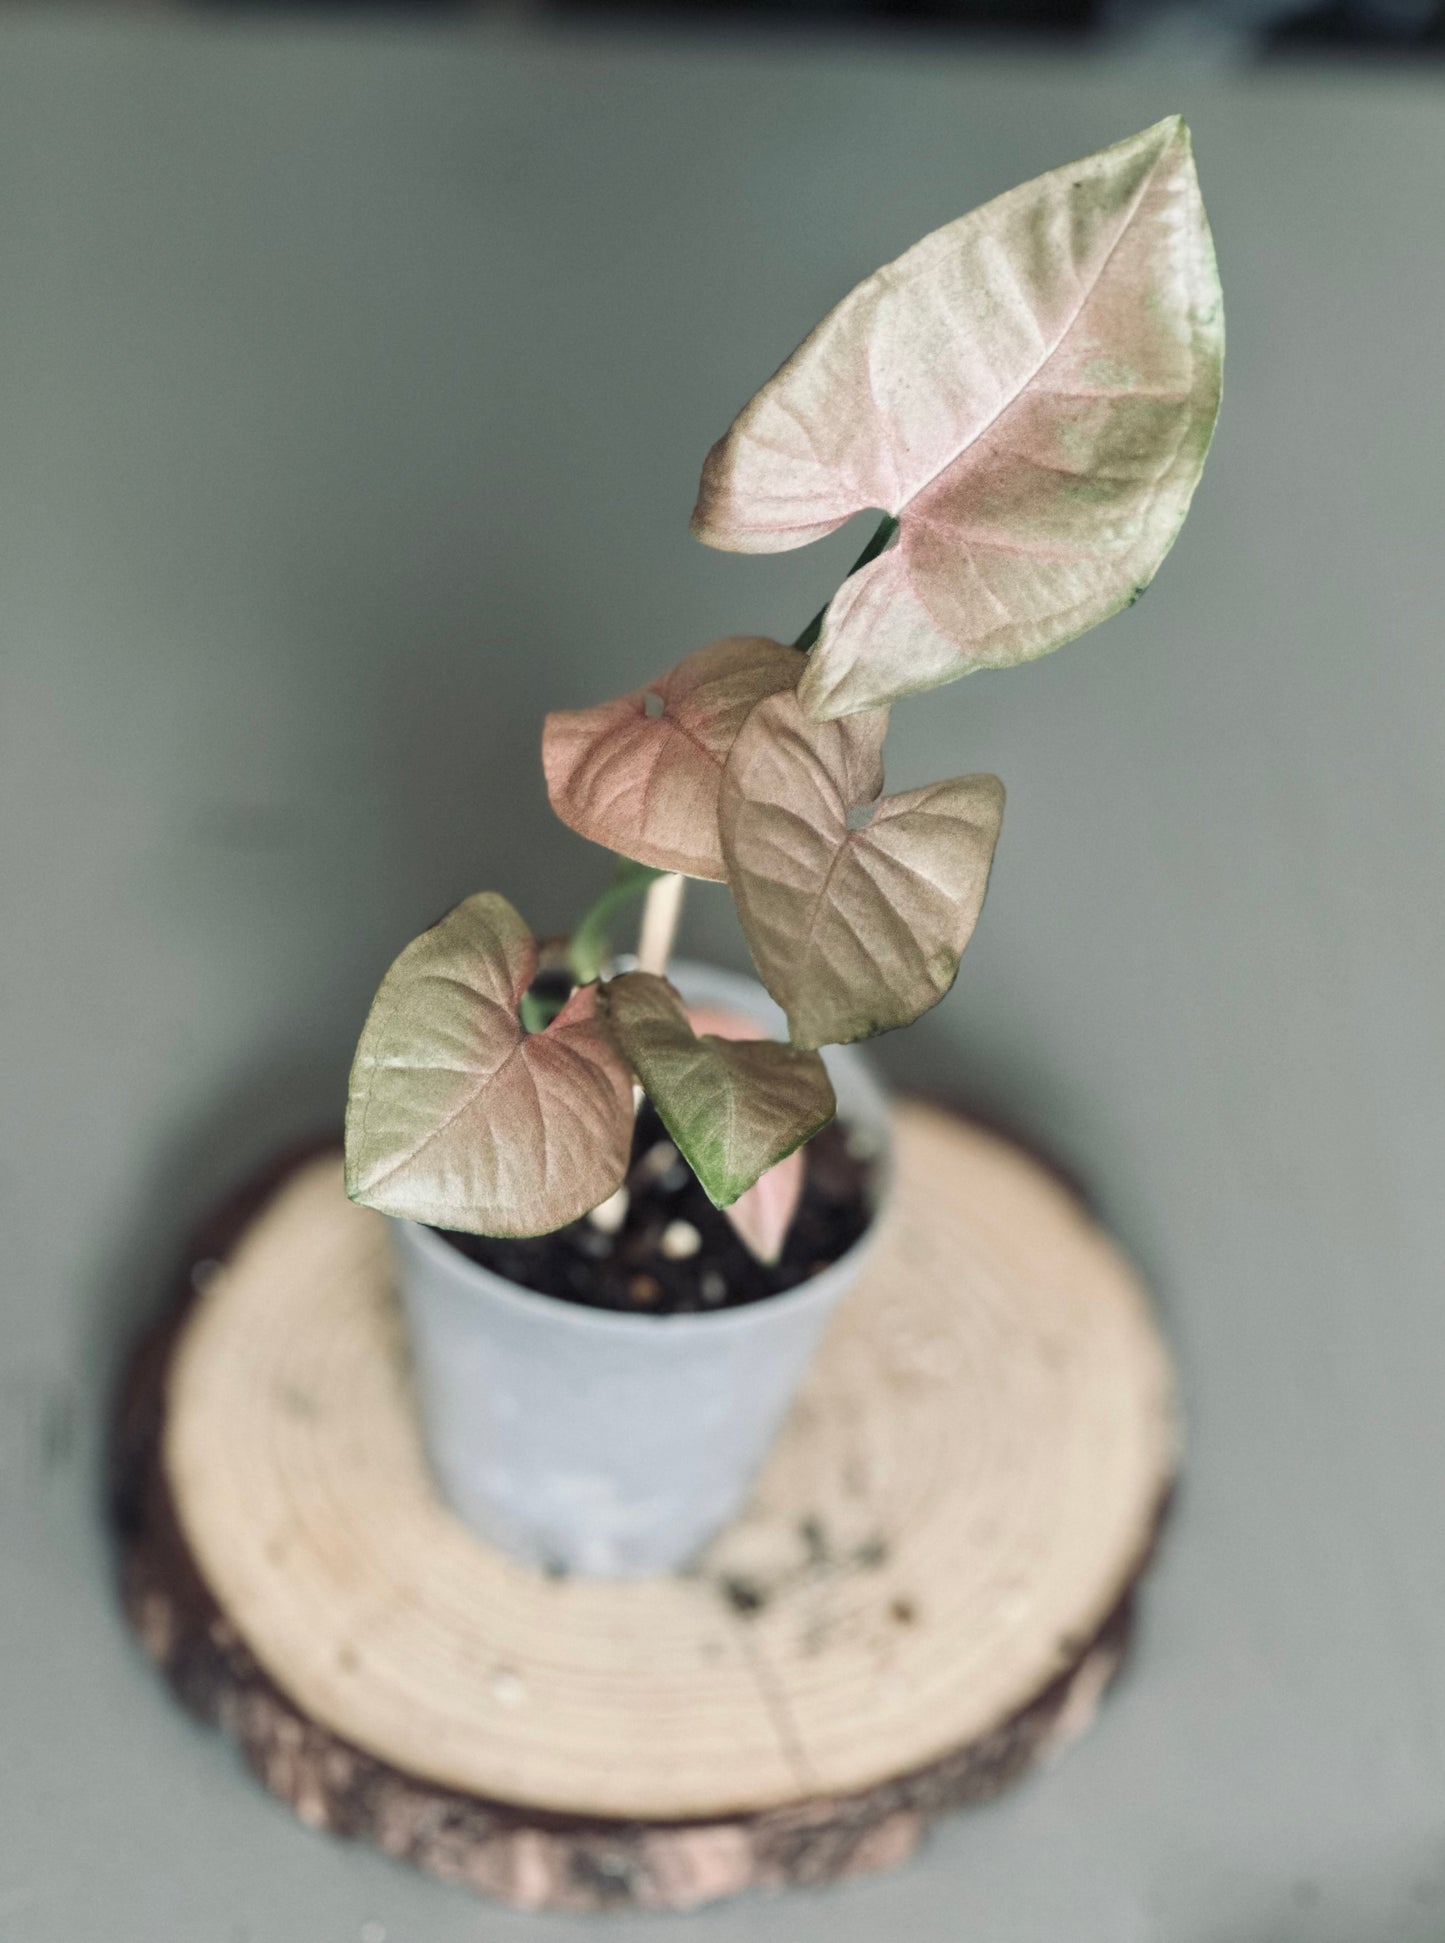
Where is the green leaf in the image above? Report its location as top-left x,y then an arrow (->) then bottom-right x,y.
601,971 -> 835,1209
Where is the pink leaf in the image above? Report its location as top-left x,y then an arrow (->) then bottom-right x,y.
692,118 -> 1223,718
720,1150 -> 805,1267
542,637 -> 805,879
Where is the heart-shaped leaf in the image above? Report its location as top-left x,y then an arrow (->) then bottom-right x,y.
720,692 -> 1004,1048
692,118 -> 1223,719
346,892 -> 635,1236
602,972 -> 836,1210
683,1001 -> 807,1264
543,637 -> 805,879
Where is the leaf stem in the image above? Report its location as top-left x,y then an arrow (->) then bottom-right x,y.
792,511 -> 899,653
567,858 -> 663,985
518,989 -> 554,1034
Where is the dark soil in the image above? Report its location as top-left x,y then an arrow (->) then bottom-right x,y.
435,1104 -> 875,1315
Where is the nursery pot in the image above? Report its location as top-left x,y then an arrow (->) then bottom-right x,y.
389,961 -> 892,1579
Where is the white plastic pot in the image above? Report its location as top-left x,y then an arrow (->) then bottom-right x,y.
390,961 -> 892,1579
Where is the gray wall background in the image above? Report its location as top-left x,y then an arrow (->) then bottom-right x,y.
3,15 -> 1444,1941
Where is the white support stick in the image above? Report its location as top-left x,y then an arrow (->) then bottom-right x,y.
636,872 -> 685,978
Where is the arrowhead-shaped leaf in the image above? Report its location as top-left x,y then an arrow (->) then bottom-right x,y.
720,692 -> 1004,1049
692,117 -> 1223,718
346,892 -> 635,1236
543,637 -> 806,879
601,972 -> 835,1210
682,1001 -> 808,1264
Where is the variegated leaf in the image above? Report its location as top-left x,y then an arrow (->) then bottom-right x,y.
693,118 -> 1223,718
602,972 -> 835,1210
720,692 -> 1003,1048
346,892 -> 634,1236
543,636 -> 805,879
684,1000 -> 807,1263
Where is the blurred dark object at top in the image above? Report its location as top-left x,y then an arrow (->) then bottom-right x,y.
1263,0 -> 1445,47
192,0 -> 1445,55
550,0 -> 1445,47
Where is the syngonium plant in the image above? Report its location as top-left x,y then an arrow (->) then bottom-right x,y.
345,118 -> 1223,1264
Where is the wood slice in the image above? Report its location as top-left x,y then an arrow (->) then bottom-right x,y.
112,1102 -> 1177,1913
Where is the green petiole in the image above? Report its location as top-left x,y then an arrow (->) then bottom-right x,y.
791,512 -> 899,653
567,857 -> 664,986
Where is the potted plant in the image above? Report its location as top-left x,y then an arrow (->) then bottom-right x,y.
344,116 -> 1222,1580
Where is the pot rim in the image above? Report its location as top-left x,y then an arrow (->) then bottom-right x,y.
388,959 -> 894,1337
392,1200 -> 888,1338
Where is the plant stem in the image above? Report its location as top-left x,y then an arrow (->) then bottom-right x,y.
637,871 -> 686,977
792,512 -> 899,652
567,858 -> 663,984
518,989 -> 553,1034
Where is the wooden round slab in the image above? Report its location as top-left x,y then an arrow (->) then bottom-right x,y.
112,1102 -> 1177,1913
